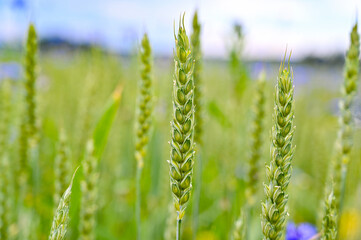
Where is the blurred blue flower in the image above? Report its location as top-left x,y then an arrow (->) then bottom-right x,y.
0,63 -> 22,81
286,222 -> 318,240
12,0 -> 27,10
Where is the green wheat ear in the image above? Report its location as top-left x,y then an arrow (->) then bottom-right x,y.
331,22 -> 360,214
25,23 -> 38,140
135,33 -> 153,167
18,23 -> 38,191
190,10 -> 203,239
168,13 -> 195,239
191,10 -> 202,145
54,129 -> 71,206
246,71 -> 266,206
49,167 -> 78,240
135,32 -> 153,240
0,80 -> 13,240
169,13 -> 195,220
261,52 -> 295,240
321,185 -> 338,240
79,140 -> 98,240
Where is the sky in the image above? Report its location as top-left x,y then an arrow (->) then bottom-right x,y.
0,0 -> 360,60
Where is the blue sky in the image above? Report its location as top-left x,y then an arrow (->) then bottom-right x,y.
0,0 -> 360,60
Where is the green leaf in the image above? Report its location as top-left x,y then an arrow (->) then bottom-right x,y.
92,85 -> 123,159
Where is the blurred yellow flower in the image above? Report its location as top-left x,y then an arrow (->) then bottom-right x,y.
197,231 -> 219,240
339,209 -> 361,239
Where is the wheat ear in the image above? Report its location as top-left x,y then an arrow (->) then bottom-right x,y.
320,185 -> 338,240
54,129 -> 71,206
135,33 -> 153,240
78,140 -> 98,240
18,23 -> 38,195
168,13 -> 195,240
190,10 -> 203,239
0,80 -> 12,239
261,52 -> 295,240
332,23 -> 360,215
49,168 -> 78,240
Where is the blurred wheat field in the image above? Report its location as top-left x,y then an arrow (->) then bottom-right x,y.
1,43 -> 360,239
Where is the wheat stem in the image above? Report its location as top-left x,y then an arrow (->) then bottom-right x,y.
79,140 -> 98,240
190,10 -> 203,239
0,80 -> 12,240
334,23 -> 360,214
54,128 -> 71,206
176,218 -> 182,240
134,33 -> 153,240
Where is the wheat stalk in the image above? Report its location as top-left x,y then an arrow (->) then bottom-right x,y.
233,209 -> 246,240
331,23 -> 360,216
49,168 -> 78,240
168,13 -> 195,240
54,129 -> 71,206
190,10 -> 203,239
261,52 -> 295,240
78,140 -> 98,240
246,71 -> 266,206
320,185 -> 337,240
191,10 -> 202,146
24,24 -> 38,140
0,80 -> 12,240
134,32 -> 153,240
18,23 -> 38,197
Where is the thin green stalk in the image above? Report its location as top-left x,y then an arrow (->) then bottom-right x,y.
261,52 -> 295,240
134,33 -> 153,240
135,166 -> 142,240
177,219 -> 182,240
191,10 -> 202,239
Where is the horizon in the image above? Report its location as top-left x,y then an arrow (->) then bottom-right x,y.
0,0 -> 360,60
